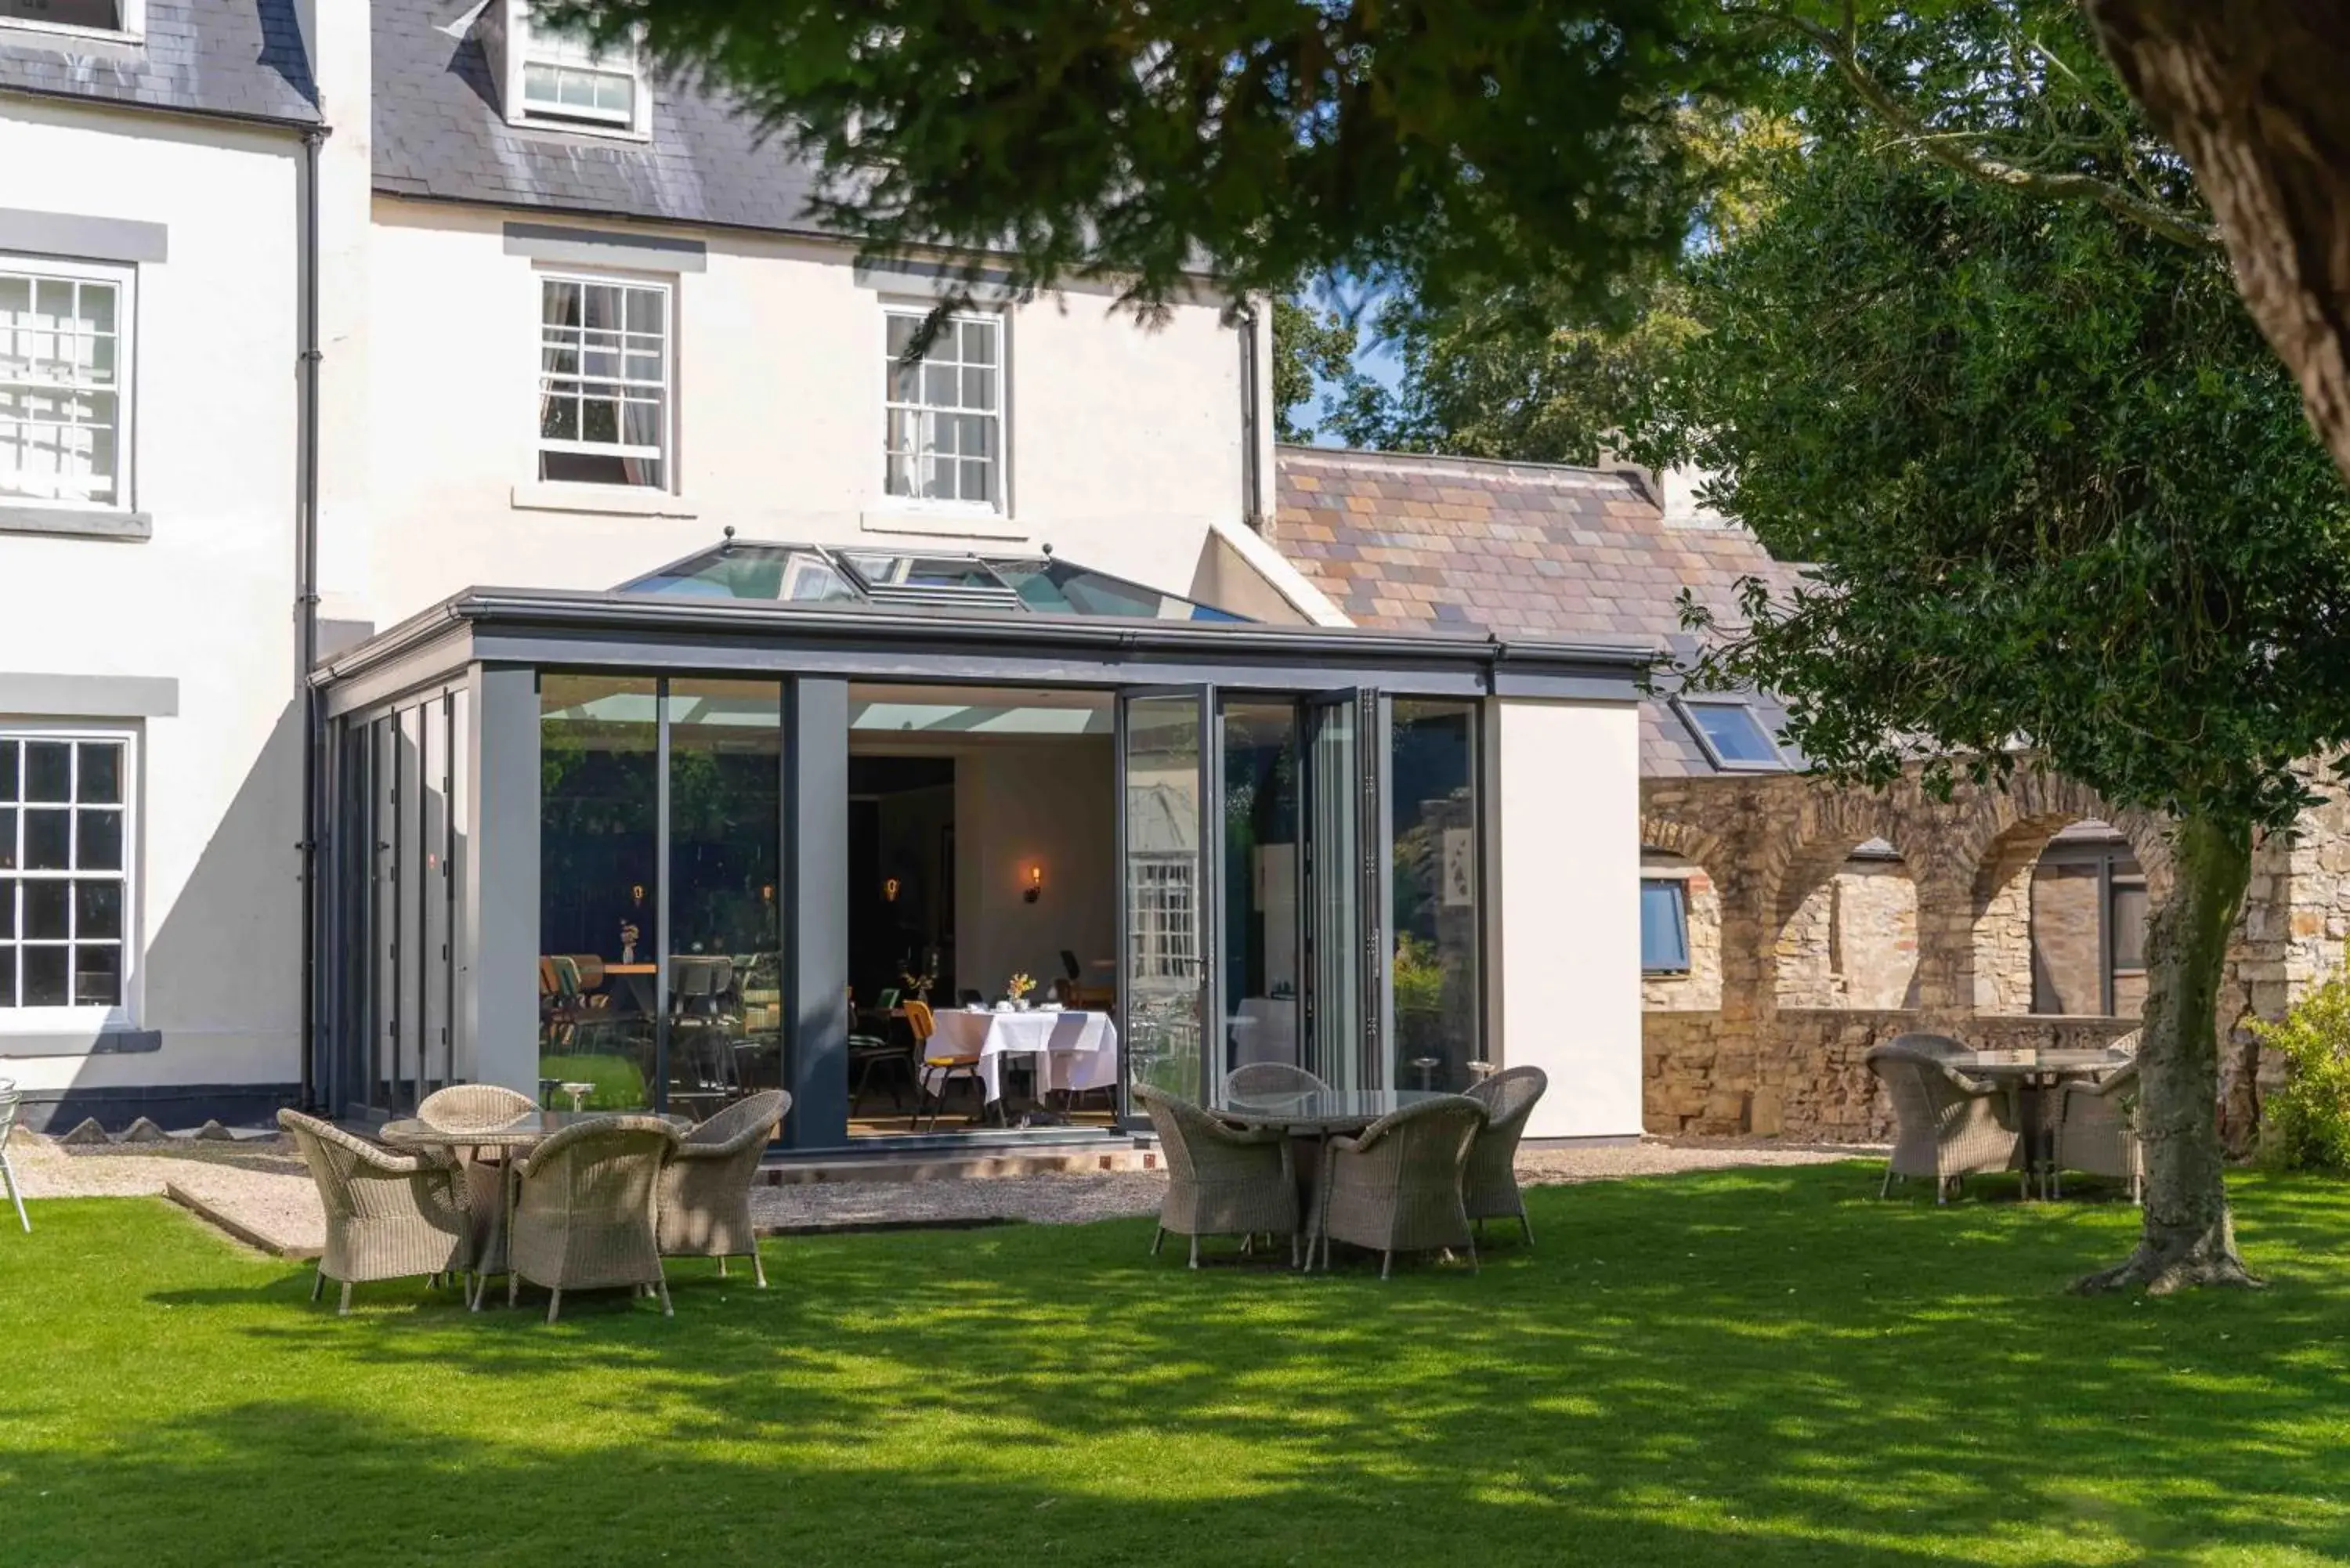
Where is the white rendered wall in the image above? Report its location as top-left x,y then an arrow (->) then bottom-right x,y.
950,739 -> 1118,1001
363,200 -> 1251,626
1488,698 -> 1643,1139
0,102 -> 304,1100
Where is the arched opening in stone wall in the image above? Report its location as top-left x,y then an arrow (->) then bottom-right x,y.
1640,845 -> 1721,1010
1972,816 -> 2149,1017
1773,837 -> 1919,1010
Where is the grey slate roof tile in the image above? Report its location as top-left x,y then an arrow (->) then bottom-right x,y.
0,0 -> 319,125
374,0 -> 827,234
1273,445 -> 1810,779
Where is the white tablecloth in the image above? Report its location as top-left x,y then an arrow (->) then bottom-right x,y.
922,1009 -> 1119,1104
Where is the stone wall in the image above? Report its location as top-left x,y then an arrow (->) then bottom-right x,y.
2030,863 -> 2104,1015
1642,764 -> 2350,1147
1641,852 -> 1723,1010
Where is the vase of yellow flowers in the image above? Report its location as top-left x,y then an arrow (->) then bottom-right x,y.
1006,972 -> 1036,1010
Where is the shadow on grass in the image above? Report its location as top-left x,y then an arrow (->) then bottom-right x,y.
9,1163 -> 2350,1566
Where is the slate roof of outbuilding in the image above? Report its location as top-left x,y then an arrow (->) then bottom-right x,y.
1271,444 -> 1809,779
373,0 -> 827,233
0,0 -> 318,125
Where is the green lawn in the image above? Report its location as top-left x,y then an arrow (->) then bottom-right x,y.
5,1167 -> 2350,1566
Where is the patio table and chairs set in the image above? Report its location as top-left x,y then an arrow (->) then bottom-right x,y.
1137,1063 -> 1550,1279
279,1085 -> 788,1321
1865,1031 -> 2142,1203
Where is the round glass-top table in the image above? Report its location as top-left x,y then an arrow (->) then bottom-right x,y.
1944,1050 -> 2124,1197
379,1110 -> 690,1152
1211,1088 -> 1455,1135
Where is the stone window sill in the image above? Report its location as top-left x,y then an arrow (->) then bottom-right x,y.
511,482 -> 699,519
0,1028 -> 162,1058
0,504 -> 152,541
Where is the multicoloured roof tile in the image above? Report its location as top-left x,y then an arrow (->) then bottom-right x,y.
1272,445 -> 1807,778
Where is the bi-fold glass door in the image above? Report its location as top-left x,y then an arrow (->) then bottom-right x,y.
1115,685 -> 1386,1115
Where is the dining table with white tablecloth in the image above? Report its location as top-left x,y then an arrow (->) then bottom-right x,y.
920,1007 -> 1120,1105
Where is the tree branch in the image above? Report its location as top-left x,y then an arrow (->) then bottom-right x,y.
1750,8 -> 2221,251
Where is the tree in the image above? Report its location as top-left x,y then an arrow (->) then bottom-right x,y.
1640,13 -> 2350,1291
1270,295 -> 1356,445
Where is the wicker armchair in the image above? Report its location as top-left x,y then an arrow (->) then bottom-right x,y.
1864,1044 -> 2025,1202
278,1109 -> 472,1314
2055,1060 -> 2142,1201
0,1077 -> 27,1233
658,1089 -> 788,1286
1136,1084 -> 1302,1268
1312,1095 -> 1488,1278
418,1084 -> 535,1131
506,1115 -> 682,1323
1462,1066 -> 1548,1245
1220,1062 -> 1330,1104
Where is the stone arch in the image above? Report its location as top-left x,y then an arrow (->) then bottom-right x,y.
1950,771 -> 2167,1017
1640,816 -> 1726,1013
1759,786 -> 1923,1011
1638,813 -> 1729,881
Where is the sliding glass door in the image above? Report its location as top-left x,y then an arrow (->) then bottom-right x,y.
1303,691 -> 1384,1092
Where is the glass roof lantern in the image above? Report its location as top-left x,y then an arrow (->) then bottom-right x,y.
617,537 -> 1248,623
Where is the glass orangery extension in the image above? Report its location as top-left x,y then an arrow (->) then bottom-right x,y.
313,540 -> 1650,1152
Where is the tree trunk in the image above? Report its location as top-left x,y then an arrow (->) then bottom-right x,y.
2074,811 -> 2262,1294
2082,0 -> 2350,488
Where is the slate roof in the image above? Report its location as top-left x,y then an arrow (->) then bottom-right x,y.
0,0 -> 317,124
373,0 -> 826,233
1272,444 -> 1809,779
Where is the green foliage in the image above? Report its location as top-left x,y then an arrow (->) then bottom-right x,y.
1391,932 -> 1447,1020
534,1052 -> 648,1111
1270,294 -> 1356,444
1637,2 -> 2350,833
538,0 -> 1742,320
2254,957 -> 2350,1172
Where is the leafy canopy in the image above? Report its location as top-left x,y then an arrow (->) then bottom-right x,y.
538,0 -> 1740,318
1642,5 -> 2350,832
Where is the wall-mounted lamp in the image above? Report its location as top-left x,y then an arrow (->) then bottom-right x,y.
1024,863 -> 1043,904
760,883 -> 776,905
629,883 -> 646,906
884,876 -> 902,903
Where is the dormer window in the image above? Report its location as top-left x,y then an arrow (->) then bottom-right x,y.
0,0 -> 142,38
501,2 -> 649,137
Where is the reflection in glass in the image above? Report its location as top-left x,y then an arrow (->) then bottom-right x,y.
1390,702 -> 1481,1090
540,674 -> 659,1109
666,679 -> 785,1121
1221,701 -> 1300,1078
1123,695 -> 1206,1100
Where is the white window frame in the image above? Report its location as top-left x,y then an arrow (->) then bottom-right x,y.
0,0 -> 144,43
533,269 -> 674,493
0,254 -> 135,515
503,1 -> 651,138
0,722 -> 138,1032
880,305 -> 1007,515
1129,854 -> 1197,981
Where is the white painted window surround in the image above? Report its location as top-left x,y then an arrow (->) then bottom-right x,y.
0,0 -> 144,42
0,724 -> 137,1033
882,307 -> 1003,513
0,256 -> 133,514
535,272 -> 671,490
504,2 -> 652,139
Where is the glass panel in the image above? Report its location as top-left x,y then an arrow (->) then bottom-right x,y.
23,808 -> 67,870
664,679 -> 785,1120
1640,880 -> 1690,972
395,706 -> 425,1110
77,741 -> 121,804
73,944 -> 120,1008
618,544 -> 858,603
837,552 -> 1010,593
74,880 -> 121,940
77,809 -> 121,872
25,881 -> 67,939
541,674 -> 660,1110
0,879 -> 13,937
371,717 -> 398,1108
1683,700 -> 1784,767
0,808 -> 13,869
1123,694 -> 1207,1100
22,945 -> 64,1006
422,699 -> 453,1093
0,739 -> 15,799
24,741 -> 69,801
1307,697 -> 1363,1091
987,557 -> 1248,623
1220,701 -> 1300,1087
1390,701 -> 1481,1090
2110,883 -> 2149,970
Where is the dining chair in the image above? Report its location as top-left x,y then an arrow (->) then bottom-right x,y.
659,1089 -> 789,1285
1462,1065 -> 1548,1245
910,1000 -> 985,1131
418,1084 -> 535,1131
507,1115 -> 682,1324
0,1078 -> 28,1233
1221,1062 -> 1329,1102
2053,1060 -> 2142,1201
1311,1095 -> 1487,1277
279,1110 -> 472,1314
1864,1042 -> 2025,1201
1135,1085 -> 1300,1268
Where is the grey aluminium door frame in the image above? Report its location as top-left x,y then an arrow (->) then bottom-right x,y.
1115,683 -> 1219,1122
1301,687 -> 1390,1090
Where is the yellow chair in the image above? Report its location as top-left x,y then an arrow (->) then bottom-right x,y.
909,1000 -> 985,1131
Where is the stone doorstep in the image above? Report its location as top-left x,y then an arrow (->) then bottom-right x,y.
755,1144 -> 1162,1187
164,1181 -> 320,1262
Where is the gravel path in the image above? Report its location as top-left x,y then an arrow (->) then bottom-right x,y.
14,1129 -> 1871,1257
